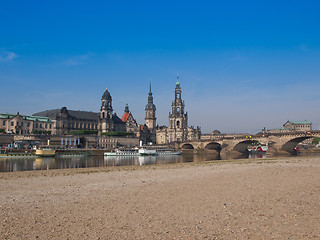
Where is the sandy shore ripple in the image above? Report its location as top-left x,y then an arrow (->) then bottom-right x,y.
1,157 -> 320,239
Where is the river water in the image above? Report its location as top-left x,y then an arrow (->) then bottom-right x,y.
0,152 -> 319,172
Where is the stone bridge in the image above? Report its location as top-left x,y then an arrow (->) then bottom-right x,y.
177,131 -> 320,157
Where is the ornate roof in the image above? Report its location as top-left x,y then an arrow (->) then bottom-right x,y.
33,108 -> 99,120
102,88 -> 111,100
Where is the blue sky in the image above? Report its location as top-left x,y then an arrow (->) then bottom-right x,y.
1,0 -> 319,133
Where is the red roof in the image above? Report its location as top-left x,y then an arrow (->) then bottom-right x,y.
121,112 -> 130,122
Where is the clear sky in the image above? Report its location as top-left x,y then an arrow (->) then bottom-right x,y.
1,0 -> 319,133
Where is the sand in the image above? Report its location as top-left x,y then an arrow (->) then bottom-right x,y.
0,157 -> 320,239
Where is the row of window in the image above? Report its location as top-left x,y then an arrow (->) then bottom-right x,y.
295,125 -> 310,128
69,122 -> 98,129
2,120 -> 52,129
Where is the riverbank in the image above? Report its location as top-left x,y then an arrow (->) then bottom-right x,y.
1,157 -> 320,239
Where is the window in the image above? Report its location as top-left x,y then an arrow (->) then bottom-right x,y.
177,120 -> 180,128
27,122 -> 30,127
45,124 -> 47,129
36,123 -> 38,128
3,120 -> 5,126
50,124 -> 52,129
21,122 -> 23,127
40,124 -> 42,128
11,122 -> 13,126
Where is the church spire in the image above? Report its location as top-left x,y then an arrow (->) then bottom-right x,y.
149,80 -> 152,94
124,102 -> 129,113
148,79 -> 153,103
176,73 -> 180,87
145,80 -> 157,132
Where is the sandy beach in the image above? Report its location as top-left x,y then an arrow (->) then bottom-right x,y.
1,157 -> 320,239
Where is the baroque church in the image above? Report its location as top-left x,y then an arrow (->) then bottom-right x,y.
155,75 -> 201,144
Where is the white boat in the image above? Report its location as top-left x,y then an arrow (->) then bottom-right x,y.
104,148 -> 139,156
104,147 -> 182,157
138,148 -> 157,156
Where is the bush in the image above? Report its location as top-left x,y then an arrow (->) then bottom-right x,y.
32,130 -> 52,135
0,129 -> 5,133
312,137 -> 320,145
101,131 -> 134,136
68,130 -> 98,135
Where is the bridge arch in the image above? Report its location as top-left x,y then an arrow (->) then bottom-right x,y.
204,142 -> 222,151
281,136 -> 312,154
181,143 -> 194,150
233,140 -> 258,154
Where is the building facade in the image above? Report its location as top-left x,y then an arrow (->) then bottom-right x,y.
0,112 -> 54,135
33,107 -> 99,135
283,120 -> 312,131
156,75 -> 201,144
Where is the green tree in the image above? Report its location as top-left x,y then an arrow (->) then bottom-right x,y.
68,130 -> 98,135
101,131 -> 134,136
312,137 -> 320,145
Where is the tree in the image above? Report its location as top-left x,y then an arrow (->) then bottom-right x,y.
312,137 -> 320,145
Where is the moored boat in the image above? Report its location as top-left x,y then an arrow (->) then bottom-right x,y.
35,149 -> 56,157
138,148 -> 157,156
104,147 -> 182,156
104,148 -> 139,156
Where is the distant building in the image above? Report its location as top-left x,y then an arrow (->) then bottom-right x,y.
33,107 -> 100,135
156,75 -> 201,144
2,81 -> 203,147
120,103 -> 140,135
144,83 -> 157,144
283,120 -> 312,132
0,112 -> 54,135
98,88 -> 126,134
267,120 -> 312,134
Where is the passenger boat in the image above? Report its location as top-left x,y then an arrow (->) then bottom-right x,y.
104,147 -> 182,156
138,148 -> 157,156
104,148 -> 139,156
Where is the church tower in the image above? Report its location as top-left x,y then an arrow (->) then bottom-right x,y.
100,88 -> 114,133
145,82 -> 157,130
169,74 -> 188,142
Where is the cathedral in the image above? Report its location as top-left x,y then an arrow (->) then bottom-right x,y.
155,75 -> 201,144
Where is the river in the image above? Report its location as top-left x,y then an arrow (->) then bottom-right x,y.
1,152 -> 320,172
